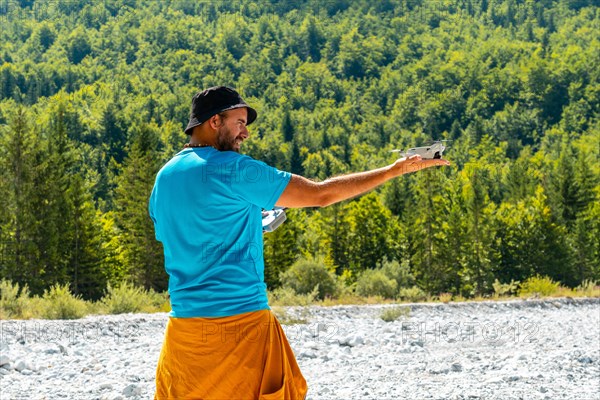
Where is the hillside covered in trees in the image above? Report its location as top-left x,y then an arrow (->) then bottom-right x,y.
0,0 -> 598,301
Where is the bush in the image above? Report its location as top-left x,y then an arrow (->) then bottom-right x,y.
0,279 -> 31,319
334,269 -> 355,298
355,269 -> 397,299
398,285 -> 428,302
380,259 -> 415,289
280,257 -> 337,300
380,306 -> 410,322
575,280 -> 600,297
100,282 -> 167,314
492,279 -> 520,298
518,275 -> 560,297
268,286 -> 318,306
40,284 -> 88,319
438,292 -> 452,303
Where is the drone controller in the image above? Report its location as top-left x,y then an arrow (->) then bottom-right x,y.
262,208 -> 287,233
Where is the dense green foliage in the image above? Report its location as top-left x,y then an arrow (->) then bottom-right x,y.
0,0 -> 598,301
279,257 -> 338,300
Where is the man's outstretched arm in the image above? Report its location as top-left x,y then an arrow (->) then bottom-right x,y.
276,155 -> 450,208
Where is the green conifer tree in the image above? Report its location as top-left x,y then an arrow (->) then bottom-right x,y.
67,174 -> 107,300
409,169 -> 453,294
115,122 -> 166,291
0,106 -> 36,286
460,163 -> 499,295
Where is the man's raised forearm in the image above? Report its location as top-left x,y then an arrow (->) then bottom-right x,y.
276,155 -> 450,208
317,165 -> 395,206
317,155 -> 449,207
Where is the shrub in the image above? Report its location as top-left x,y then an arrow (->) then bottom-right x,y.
268,286 -> 318,306
355,269 -> 397,299
40,284 -> 88,319
150,290 -> 172,313
380,306 -> 410,322
438,292 -> 452,303
380,259 -> 415,289
518,275 -> 560,297
334,269 -> 355,298
100,282 -> 166,314
453,294 -> 467,302
0,279 -> 32,319
280,257 -> 337,300
398,285 -> 428,302
574,280 -> 600,297
492,279 -> 520,298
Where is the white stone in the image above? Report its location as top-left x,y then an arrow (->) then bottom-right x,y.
0,355 -> 11,366
122,383 -> 142,397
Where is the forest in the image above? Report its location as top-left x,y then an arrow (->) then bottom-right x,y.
0,0 -> 598,302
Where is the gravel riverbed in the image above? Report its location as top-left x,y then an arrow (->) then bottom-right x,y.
1,298 -> 598,400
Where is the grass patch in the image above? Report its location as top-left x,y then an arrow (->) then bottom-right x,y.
0,279 -> 170,320
453,294 -> 467,302
493,279 -> 520,298
40,284 -> 89,320
397,286 -> 428,302
0,279 -> 33,319
575,280 -> 600,297
438,292 -> 453,303
319,293 -> 395,306
380,306 -> 410,322
268,286 -> 318,307
1,276 -> 598,320
99,282 -> 169,314
518,275 -> 561,297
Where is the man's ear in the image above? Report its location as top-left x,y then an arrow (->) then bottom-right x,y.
208,114 -> 221,130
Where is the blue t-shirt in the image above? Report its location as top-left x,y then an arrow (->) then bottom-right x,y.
148,147 -> 291,318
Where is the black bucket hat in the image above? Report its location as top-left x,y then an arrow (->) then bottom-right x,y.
184,86 -> 257,135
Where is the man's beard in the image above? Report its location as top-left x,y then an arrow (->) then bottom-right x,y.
215,126 -> 240,152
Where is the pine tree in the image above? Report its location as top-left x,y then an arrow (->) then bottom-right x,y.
28,100 -> 76,293
382,174 -> 413,219
497,186 -> 573,285
504,147 -> 537,202
321,203 -> 352,275
409,168 -> 453,294
570,187 -> 600,283
460,162 -> 499,295
115,122 -> 166,291
101,103 -> 127,165
290,140 -> 304,175
547,142 -> 594,230
0,106 -> 36,286
281,110 -> 294,142
67,174 -> 107,300
344,193 -> 392,275
298,15 -> 323,62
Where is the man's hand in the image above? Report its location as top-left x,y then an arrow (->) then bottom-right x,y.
276,155 -> 451,208
391,155 -> 450,176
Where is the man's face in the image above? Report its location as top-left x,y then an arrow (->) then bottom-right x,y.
215,108 -> 249,153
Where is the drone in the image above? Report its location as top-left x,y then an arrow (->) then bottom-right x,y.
391,140 -> 451,159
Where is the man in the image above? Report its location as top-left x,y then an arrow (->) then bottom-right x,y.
149,86 -> 449,399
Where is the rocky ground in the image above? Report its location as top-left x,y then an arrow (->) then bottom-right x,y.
1,298 -> 599,400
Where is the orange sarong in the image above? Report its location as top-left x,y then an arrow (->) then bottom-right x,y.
154,309 -> 308,400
